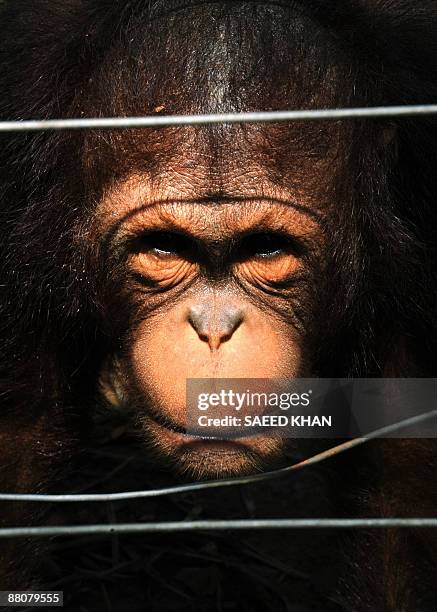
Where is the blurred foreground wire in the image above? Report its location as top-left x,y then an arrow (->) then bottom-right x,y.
0,105 -> 437,132
2,103 -> 437,537
0,519 -> 437,539
0,408 -> 436,504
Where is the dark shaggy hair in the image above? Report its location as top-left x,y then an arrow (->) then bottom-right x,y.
1,0 -> 437,603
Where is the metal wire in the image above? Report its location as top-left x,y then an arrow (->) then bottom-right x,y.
0,408 -> 436,538
1,408 -> 436,503
0,105 -> 437,132
1,519 -> 437,539
1,103 -> 437,537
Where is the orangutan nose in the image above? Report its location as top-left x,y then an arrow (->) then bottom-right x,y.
188,303 -> 244,351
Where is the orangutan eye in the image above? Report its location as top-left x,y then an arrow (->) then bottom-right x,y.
125,229 -> 199,289
240,232 -> 293,258
139,231 -> 192,256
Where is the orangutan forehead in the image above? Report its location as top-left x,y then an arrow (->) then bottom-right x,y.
81,0 -> 356,192
87,121 -> 343,185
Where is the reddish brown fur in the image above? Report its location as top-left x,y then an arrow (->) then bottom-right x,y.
1,1 -> 437,608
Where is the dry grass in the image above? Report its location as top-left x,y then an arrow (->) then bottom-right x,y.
42,408 -> 343,612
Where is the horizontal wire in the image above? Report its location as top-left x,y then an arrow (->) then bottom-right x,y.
1,518 -> 437,539
0,104 -> 436,536
0,408 -> 436,503
0,105 -> 437,131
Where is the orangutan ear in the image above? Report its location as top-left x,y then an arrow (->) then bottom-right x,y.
99,358 -> 126,409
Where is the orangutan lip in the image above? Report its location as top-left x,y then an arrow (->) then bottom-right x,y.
143,412 -> 214,440
144,409 -> 244,441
